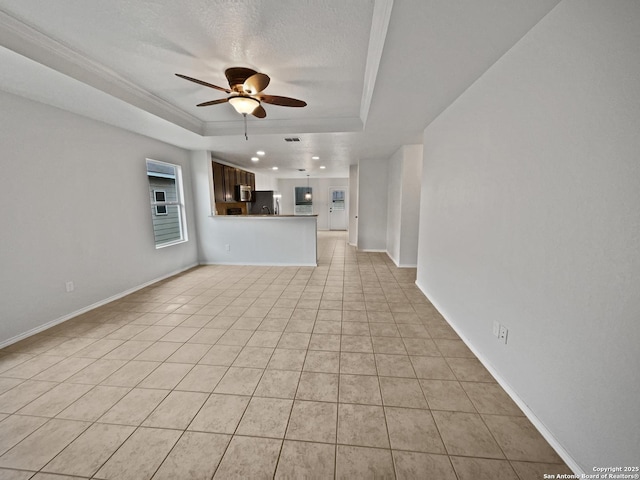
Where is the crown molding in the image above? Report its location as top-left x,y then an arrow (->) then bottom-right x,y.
0,6 -> 382,142
360,0 -> 394,127
202,116 -> 363,137
0,9 -> 204,135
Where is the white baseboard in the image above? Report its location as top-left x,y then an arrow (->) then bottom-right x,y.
415,279 -> 583,476
0,263 -> 199,350
199,261 -> 317,267
385,251 -> 417,268
358,248 -> 387,252
386,251 -> 400,266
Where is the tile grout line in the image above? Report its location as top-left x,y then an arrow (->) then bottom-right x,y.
0,233 -> 570,478
334,240 -> 343,479
369,262 -> 400,480
186,265 -> 295,480
270,266 -> 312,479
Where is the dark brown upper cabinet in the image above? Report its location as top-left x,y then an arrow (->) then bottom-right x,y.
212,161 -> 256,203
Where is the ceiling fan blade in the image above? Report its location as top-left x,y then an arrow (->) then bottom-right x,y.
225,67 -> 258,90
259,95 -> 307,107
196,98 -> 229,107
175,73 -> 230,93
243,73 -> 270,94
252,105 -> 267,118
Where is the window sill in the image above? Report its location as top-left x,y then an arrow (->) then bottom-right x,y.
155,239 -> 188,249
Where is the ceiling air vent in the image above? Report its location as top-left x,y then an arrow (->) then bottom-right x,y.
284,137 -> 300,142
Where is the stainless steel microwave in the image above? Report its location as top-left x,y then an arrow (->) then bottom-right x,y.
235,184 -> 252,202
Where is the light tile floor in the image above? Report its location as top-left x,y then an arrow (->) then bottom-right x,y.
0,231 -> 572,479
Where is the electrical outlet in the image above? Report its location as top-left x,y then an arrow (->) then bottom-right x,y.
498,325 -> 508,344
65,281 -> 75,293
225,244 -> 231,252
492,321 -> 501,338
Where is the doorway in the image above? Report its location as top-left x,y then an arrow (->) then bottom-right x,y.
329,187 -> 348,230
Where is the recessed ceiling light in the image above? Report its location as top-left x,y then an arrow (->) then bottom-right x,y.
251,157 -> 259,162
272,166 -> 278,170
312,156 -> 320,160
320,165 -> 326,169
256,151 -> 265,156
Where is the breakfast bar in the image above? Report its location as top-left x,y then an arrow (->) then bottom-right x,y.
206,214 -> 317,266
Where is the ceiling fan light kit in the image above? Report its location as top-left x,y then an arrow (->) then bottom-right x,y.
228,96 -> 260,114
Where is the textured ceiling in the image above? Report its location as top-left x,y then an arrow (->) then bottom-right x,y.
0,0 -> 561,178
0,0 -> 374,124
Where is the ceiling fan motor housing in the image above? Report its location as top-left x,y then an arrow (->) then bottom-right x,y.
226,67 -> 258,92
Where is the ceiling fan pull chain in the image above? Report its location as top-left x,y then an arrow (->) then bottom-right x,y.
243,113 -> 248,140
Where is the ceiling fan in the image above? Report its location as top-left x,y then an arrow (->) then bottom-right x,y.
176,67 -> 306,118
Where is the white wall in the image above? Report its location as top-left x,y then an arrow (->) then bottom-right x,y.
0,92 -> 198,345
357,157 -> 388,251
386,145 -> 423,266
277,177 -> 348,230
386,148 -> 403,262
398,145 -> 422,266
201,217 -> 317,266
190,150 -> 214,263
416,0 -> 640,472
348,164 -> 358,245
253,171 -> 278,191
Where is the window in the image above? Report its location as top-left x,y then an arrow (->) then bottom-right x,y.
146,159 -> 187,248
332,189 -> 345,211
153,191 -> 168,215
295,186 -> 313,205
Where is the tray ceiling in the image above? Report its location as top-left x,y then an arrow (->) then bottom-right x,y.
0,0 -> 561,177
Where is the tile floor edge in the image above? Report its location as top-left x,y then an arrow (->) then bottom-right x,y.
414,279 -> 584,476
0,262 -> 200,350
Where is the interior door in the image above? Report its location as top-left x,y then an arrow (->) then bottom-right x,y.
329,187 -> 347,230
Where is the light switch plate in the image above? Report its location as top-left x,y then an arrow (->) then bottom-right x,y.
492,321 -> 501,337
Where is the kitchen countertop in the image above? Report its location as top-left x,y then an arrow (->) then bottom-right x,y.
212,214 -> 318,218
